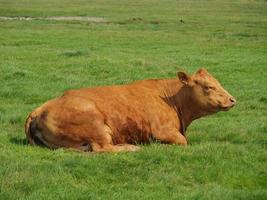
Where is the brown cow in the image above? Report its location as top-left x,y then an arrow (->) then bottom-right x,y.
25,68 -> 236,152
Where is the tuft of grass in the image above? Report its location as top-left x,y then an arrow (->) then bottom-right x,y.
62,50 -> 84,57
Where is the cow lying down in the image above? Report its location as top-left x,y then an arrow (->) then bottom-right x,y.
25,68 -> 236,152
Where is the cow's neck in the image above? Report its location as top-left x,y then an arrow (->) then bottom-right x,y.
175,86 -> 207,128
160,79 -> 207,131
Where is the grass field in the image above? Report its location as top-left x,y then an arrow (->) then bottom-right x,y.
0,0 -> 267,199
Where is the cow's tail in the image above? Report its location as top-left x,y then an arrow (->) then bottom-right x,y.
25,112 -> 36,145
25,111 -> 50,147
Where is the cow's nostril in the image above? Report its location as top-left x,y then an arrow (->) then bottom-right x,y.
229,97 -> 236,104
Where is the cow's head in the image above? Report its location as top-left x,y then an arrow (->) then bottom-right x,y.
177,68 -> 236,114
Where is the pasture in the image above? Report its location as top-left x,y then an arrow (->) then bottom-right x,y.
0,0 -> 266,199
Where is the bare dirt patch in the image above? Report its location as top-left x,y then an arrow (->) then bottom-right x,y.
0,16 -> 108,23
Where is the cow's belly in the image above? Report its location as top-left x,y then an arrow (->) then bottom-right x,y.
107,117 -> 152,144
102,106 -> 152,144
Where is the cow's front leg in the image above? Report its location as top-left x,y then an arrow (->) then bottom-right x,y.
152,128 -> 187,146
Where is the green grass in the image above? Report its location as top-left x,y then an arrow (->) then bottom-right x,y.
0,0 -> 267,199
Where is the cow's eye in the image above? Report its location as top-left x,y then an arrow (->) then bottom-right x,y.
204,86 -> 215,91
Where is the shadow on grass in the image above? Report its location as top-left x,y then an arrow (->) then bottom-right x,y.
9,137 -> 29,145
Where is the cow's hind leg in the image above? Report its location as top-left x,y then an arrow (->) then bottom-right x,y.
88,124 -> 140,153
91,143 -> 140,153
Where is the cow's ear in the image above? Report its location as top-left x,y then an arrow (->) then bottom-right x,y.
196,68 -> 208,76
177,71 -> 191,85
